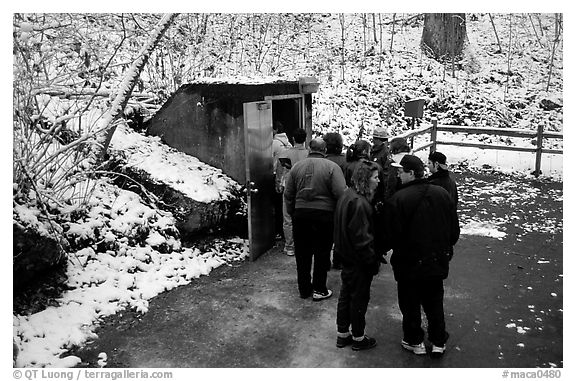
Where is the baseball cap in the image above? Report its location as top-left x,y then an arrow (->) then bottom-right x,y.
372,126 -> 390,139
428,151 -> 449,169
391,154 -> 424,173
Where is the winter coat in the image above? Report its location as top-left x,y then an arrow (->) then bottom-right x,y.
276,145 -> 309,192
428,169 -> 459,208
272,133 -> 291,159
272,133 -> 292,188
383,178 -> 460,282
284,152 -> 347,216
370,142 -> 390,171
370,142 -> 391,205
325,153 -> 347,173
333,188 -> 380,275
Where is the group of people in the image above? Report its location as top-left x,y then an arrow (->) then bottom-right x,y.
273,123 -> 460,357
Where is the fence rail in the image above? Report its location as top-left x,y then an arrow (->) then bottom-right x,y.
395,119 -> 563,177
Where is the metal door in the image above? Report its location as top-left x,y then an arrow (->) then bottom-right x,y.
243,100 -> 275,260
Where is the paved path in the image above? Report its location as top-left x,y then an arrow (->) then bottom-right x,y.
73,227 -> 563,368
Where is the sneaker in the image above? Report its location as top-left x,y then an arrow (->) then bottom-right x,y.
312,289 -> 333,301
285,250 -> 295,256
352,335 -> 377,351
431,344 -> 446,357
401,340 -> 426,355
336,335 -> 354,348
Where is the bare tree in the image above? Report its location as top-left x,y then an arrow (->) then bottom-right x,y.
362,13 -> 367,61
390,13 -> 396,54
372,14 -> 378,43
378,13 -> 384,71
100,13 -> 179,157
13,13 -> 178,218
546,13 -> 562,92
339,13 -> 346,82
488,13 -> 503,53
505,14 -> 513,97
528,14 -> 544,48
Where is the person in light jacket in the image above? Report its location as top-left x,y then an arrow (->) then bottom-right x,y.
284,138 -> 347,301
276,128 -> 309,256
272,121 -> 292,239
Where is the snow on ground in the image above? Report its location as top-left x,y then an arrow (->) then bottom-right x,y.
14,177 -> 249,368
13,142 -> 562,367
14,126 -> 250,367
110,124 -> 241,203
460,219 -> 507,239
13,119 -> 562,369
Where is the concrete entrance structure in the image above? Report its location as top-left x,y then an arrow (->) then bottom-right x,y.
144,78 -> 319,260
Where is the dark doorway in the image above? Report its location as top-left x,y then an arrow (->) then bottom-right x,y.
271,97 -> 303,145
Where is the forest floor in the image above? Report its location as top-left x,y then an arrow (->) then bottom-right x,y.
67,169 -> 563,368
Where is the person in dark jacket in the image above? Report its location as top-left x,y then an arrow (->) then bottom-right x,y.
284,138 -> 347,301
370,126 -> 391,204
323,131 -> 347,269
370,127 -> 392,257
384,137 -> 412,200
384,154 -> 460,357
323,132 -> 347,172
427,151 -> 458,208
334,160 -> 381,351
342,139 -> 371,186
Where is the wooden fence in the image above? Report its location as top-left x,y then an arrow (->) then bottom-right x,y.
396,119 -> 563,177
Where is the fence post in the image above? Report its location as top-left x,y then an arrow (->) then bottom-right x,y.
430,118 -> 438,154
534,123 -> 544,177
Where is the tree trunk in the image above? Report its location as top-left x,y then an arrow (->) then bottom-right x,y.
99,13 -> 178,160
390,13 -> 396,54
546,13 -> 561,92
421,13 -> 467,62
372,13 -> 378,43
488,13 -> 503,53
339,14 -> 346,82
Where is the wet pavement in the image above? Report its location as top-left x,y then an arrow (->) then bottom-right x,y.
73,225 -> 563,368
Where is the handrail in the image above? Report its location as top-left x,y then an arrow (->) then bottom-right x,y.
391,118 -> 563,177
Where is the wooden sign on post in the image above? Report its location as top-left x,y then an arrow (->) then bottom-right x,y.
404,98 -> 425,118
404,98 -> 425,148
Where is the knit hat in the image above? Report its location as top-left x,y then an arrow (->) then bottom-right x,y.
391,154 -> 424,173
372,126 -> 390,139
428,151 -> 449,170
